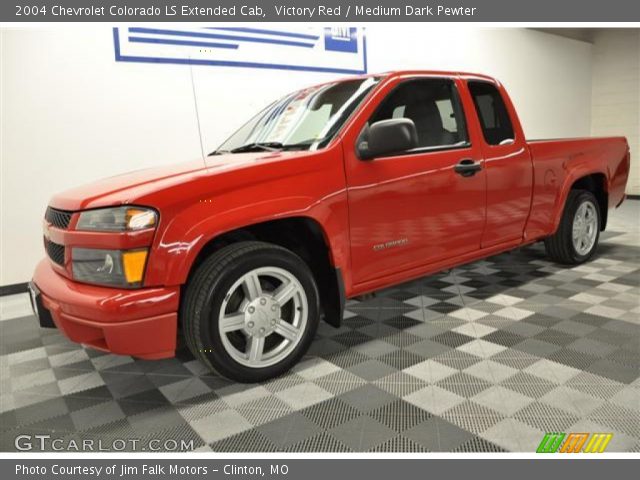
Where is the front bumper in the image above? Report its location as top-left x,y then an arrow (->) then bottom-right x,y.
31,259 -> 180,359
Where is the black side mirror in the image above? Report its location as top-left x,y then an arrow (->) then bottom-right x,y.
357,118 -> 418,160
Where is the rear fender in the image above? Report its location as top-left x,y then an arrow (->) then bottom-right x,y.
551,169 -> 608,234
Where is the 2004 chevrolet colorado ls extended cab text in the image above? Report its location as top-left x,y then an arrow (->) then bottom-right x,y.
30,71 -> 630,382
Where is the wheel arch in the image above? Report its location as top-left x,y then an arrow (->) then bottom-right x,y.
569,173 -> 608,231
553,171 -> 609,234
181,216 -> 346,328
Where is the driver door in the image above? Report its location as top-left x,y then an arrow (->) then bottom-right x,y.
344,77 -> 487,286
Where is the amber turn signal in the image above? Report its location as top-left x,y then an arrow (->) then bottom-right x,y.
122,249 -> 149,284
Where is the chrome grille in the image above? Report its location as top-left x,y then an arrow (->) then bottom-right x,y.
45,240 -> 65,266
45,207 -> 72,229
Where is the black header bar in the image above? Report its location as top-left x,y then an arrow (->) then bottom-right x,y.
2,0 -> 640,22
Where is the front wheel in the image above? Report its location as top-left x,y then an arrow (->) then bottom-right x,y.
181,241 -> 320,382
544,190 -> 601,264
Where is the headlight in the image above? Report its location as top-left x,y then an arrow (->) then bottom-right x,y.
72,248 -> 148,287
76,206 -> 157,232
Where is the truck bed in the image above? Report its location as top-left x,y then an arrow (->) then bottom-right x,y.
525,136 -> 630,241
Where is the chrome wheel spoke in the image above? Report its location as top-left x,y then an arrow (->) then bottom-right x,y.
577,203 -> 587,221
273,280 -> 299,305
220,312 -> 246,333
573,223 -> 582,236
274,320 -> 300,342
247,336 -> 265,364
243,272 -> 262,301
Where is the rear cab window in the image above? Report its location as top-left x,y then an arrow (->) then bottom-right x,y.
468,81 -> 515,146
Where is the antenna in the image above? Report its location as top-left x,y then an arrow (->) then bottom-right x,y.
188,56 -> 207,168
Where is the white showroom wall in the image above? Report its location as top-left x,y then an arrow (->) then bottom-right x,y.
590,29 -> 640,196
1,25 -> 595,285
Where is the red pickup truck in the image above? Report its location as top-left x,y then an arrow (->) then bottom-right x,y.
31,71 -> 630,382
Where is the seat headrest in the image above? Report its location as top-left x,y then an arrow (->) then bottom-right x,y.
404,101 -> 443,133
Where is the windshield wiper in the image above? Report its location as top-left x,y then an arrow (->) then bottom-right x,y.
280,140 -> 316,151
208,149 -> 230,156
229,142 -> 284,153
209,139 -> 317,156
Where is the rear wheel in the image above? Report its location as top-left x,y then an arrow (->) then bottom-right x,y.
182,241 -> 320,382
544,190 -> 601,264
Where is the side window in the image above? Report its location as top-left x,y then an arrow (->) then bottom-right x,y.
468,81 -> 515,145
370,79 -> 468,149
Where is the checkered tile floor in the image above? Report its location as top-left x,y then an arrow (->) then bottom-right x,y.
1,201 -> 638,452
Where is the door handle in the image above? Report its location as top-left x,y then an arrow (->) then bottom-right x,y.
454,159 -> 482,177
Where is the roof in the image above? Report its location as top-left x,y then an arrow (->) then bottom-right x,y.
381,70 -> 497,81
329,70 -> 498,85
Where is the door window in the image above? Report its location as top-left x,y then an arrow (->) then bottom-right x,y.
370,79 -> 468,150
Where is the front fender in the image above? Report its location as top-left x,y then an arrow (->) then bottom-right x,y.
144,189 -> 350,287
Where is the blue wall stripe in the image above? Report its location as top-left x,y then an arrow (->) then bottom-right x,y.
128,27 -> 315,49
363,30 -> 368,75
129,36 -> 238,50
206,27 -> 320,41
113,27 -> 121,61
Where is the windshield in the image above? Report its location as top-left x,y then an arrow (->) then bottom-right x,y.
214,77 -> 380,154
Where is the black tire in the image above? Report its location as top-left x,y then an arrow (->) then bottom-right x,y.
181,241 -> 320,383
544,190 -> 601,265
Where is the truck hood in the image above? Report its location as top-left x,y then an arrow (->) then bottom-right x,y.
49,152 -> 304,211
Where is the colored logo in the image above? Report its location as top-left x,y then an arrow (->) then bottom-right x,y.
324,27 -> 358,53
536,432 -> 613,453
